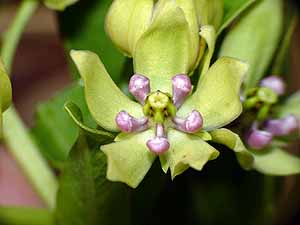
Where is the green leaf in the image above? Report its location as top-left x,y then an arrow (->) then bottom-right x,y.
178,57 -> 248,131
252,147 -> 300,175
162,129 -> 219,179
0,207 -> 54,225
101,129 -> 156,188
210,128 -> 254,170
219,0 -> 283,90
0,59 -> 12,137
58,0 -> 126,81
218,0 -> 256,34
32,83 -> 93,162
71,50 -> 143,132
43,0 -> 78,10
64,101 -> 115,143
105,0 -> 154,56
56,134 -> 130,225
275,91 -> 300,118
134,0 -> 191,94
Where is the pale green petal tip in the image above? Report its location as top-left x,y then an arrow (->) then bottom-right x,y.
101,130 -> 156,188
171,149 -> 219,180
252,147 -> 300,176
210,128 -> 254,170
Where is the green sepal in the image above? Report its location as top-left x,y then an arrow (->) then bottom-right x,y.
101,129 -> 156,188
162,129 -> 219,179
43,0 -> 78,10
195,0 -> 224,29
219,0 -> 283,91
105,0 -> 154,56
210,128 -> 254,170
64,101 -> 115,144
134,0 -> 191,94
198,25 -> 216,82
0,59 -> 12,137
178,57 -> 248,131
251,147 -> 300,176
70,50 -> 143,132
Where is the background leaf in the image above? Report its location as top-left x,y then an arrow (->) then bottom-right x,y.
58,0 -> 126,82
55,134 -> 130,225
32,83 -> 95,163
219,0 -> 283,91
218,0 -> 256,34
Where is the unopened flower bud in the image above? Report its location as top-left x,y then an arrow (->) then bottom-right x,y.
264,115 -> 299,136
129,74 -> 150,104
115,111 -> 148,133
172,74 -> 192,108
173,110 -> 203,133
246,128 -> 273,150
260,76 -> 286,95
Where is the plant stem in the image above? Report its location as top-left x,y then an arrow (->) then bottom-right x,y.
1,0 -> 58,209
1,0 -> 37,73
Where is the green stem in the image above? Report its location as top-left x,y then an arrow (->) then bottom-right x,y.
1,0 -> 58,209
1,0 -> 38,73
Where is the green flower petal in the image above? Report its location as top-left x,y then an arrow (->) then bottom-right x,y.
134,0 -> 191,94
105,0 -> 154,56
44,0 -> 78,10
70,50 -> 143,132
0,59 -> 12,137
64,101 -> 114,143
252,147 -> 300,176
163,129 -> 219,179
101,130 -> 156,188
178,57 -> 248,130
210,128 -> 254,170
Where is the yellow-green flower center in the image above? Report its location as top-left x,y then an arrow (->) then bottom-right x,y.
143,91 -> 176,123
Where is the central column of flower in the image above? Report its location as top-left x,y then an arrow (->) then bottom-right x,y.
115,74 -> 203,154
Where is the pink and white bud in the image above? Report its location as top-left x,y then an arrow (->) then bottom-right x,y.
129,74 -> 150,104
172,74 -> 192,108
260,76 -> 286,95
173,110 -> 203,133
147,137 -> 170,155
115,111 -> 148,133
246,128 -> 273,150
264,115 -> 299,136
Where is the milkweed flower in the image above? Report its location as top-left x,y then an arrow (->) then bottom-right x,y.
70,0 -> 253,188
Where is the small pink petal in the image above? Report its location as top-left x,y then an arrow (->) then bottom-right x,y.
172,74 -> 192,108
129,74 -> 150,104
173,110 -> 203,133
246,128 -> 273,150
147,137 -> 170,155
264,115 -> 299,136
115,111 -> 148,133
